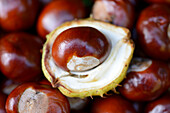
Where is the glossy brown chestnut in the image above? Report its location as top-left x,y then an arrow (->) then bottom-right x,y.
91,95 -> 137,113
0,32 -> 43,82
52,27 -> 110,71
37,0 -> 87,39
136,4 -> 170,60
5,82 -> 70,113
145,91 -> 170,113
0,91 -> 7,113
0,0 -> 39,31
92,0 -> 135,29
119,58 -> 170,101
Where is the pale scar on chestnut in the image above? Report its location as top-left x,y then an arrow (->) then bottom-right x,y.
18,88 -> 48,113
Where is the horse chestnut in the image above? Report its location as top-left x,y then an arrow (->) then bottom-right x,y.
0,32 -> 43,82
5,82 -> 70,113
136,4 -> 170,60
119,58 -> 170,101
0,0 -> 39,31
92,0 -> 135,29
37,0 -> 87,39
52,27 -> 110,72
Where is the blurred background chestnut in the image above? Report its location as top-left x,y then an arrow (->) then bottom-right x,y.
37,0 -> 87,39
0,0 -> 39,31
0,32 -> 43,82
92,0 -> 135,29
136,4 -> 170,61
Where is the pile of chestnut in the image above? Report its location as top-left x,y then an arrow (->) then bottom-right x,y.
0,0 -> 169,113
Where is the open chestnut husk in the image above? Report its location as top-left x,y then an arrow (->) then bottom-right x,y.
5,82 -> 70,113
42,19 -> 134,98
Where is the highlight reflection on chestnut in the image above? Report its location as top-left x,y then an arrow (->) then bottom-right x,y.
136,4 -> 170,60
5,83 -> 70,113
119,58 -> 170,101
0,32 -> 43,82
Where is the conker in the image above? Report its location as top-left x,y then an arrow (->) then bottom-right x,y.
52,27 -> 110,71
37,0 -> 87,39
136,4 -> 170,60
119,58 -> 170,101
0,32 -> 43,82
91,95 -> 137,113
5,82 -> 70,113
92,0 -> 135,29
0,0 -> 39,31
